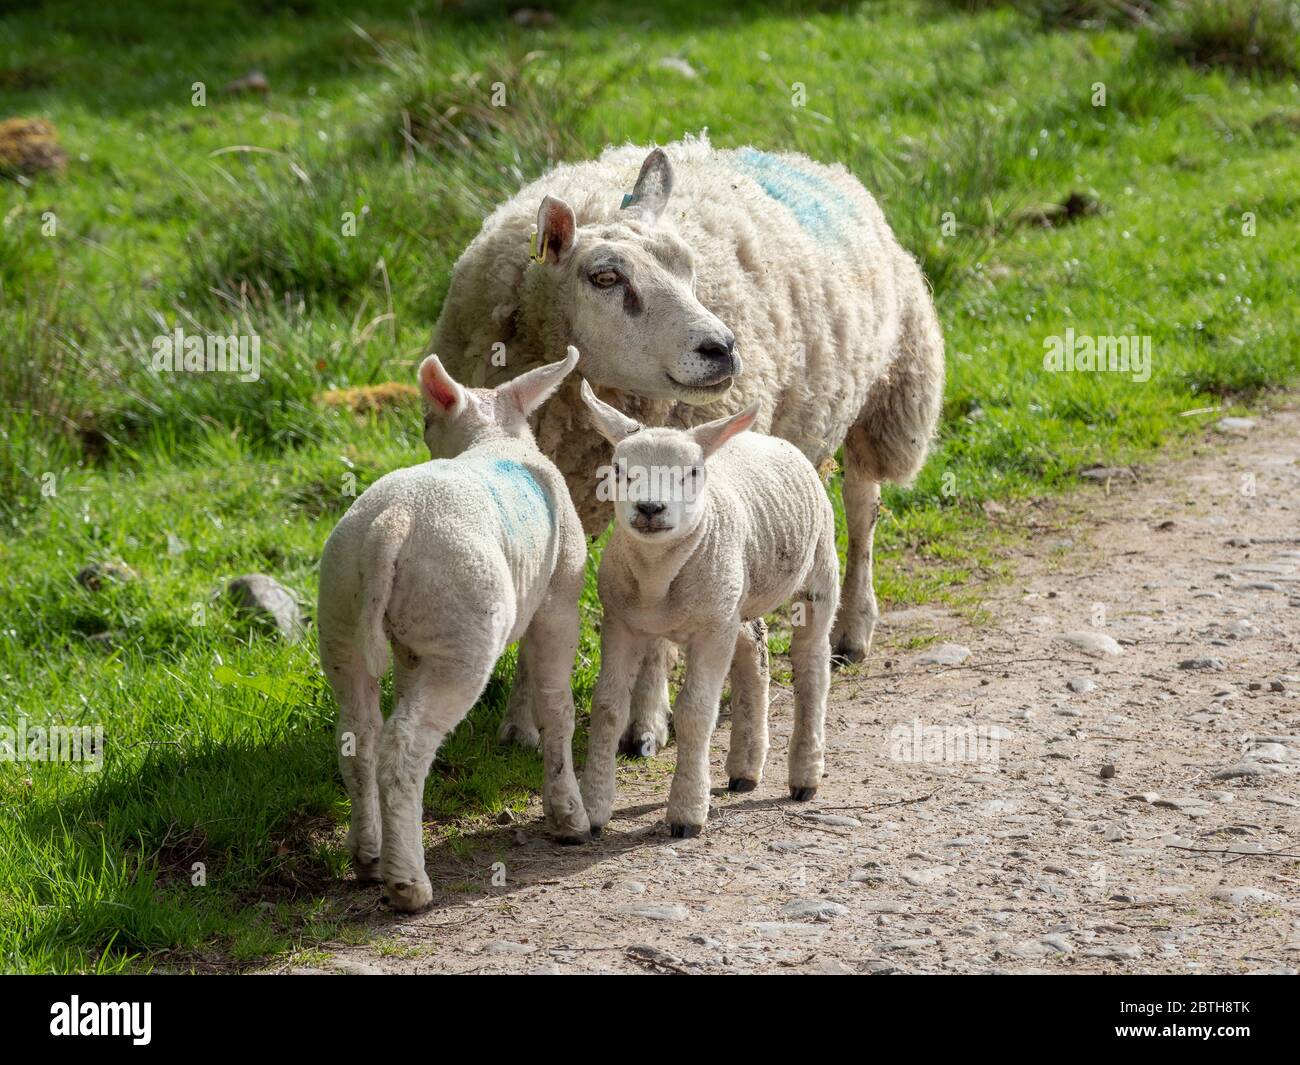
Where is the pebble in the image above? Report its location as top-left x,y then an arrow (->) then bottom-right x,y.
1210,887 -> 1281,906
483,939 -> 537,955
902,866 -> 956,886
781,899 -> 849,919
1058,631 -> 1123,657
1067,676 -> 1097,693
1214,417 -> 1256,435
915,642 -> 971,666
796,813 -> 861,828
619,904 -> 688,922
1179,656 -> 1226,671
1083,944 -> 1142,960
881,938 -> 936,953
227,573 -> 305,641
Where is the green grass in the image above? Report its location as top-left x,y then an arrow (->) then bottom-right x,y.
2,0 -> 1298,972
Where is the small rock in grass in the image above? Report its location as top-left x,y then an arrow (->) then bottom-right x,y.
76,560 -> 139,591
915,642 -> 971,666
227,573 -> 306,642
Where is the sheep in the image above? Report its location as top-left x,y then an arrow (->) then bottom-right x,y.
432,132 -> 944,757
577,382 -> 840,837
317,347 -> 589,912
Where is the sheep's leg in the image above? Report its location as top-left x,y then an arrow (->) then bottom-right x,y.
619,638 -> 673,757
789,543 -> 839,800
378,655 -> 490,912
521,602 -> 591,844
831,424 -> 880,665
327,644 -> 383,881
666,628 -> 737,836
580,620 -> 646,833
497,652 -> 540,750
724,618 -> 770,793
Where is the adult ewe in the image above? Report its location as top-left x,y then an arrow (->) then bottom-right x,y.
432,133 -> 944,753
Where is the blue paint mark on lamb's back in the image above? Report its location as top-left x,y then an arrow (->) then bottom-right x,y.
462,456 -> 553,545
728,148 -> 858,242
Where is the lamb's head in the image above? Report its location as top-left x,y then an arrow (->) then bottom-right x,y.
418,345 -> 579,457
531,149 -> 738,406
581,379 -> 759,544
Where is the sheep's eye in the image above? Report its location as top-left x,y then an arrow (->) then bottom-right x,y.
590,270 -> 620,288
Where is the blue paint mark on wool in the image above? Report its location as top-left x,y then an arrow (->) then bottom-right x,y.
465,457 -> 552,544
729,148 -> 856,241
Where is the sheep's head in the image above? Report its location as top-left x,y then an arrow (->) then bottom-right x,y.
581,379 -> 759,543
419,345 -> 579,456
531,149 -> 739,406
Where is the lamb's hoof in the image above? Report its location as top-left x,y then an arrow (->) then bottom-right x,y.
383,878 -> 434,913
619,732 -> 657,759
831,643 -> 866,669
497,721 -> 540,750
728,777 -> 758,793
554,831 -> 590,846
669,823 -> 702,839
789,786 -> 818,802
352,856 -> 383,883
589,825 -> 603,838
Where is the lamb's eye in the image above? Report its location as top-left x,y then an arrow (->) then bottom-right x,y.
590,270 -> 620,288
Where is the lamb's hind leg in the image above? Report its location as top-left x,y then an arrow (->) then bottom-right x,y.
497,652 -> 539,749
326,643 -> 383,881
789,542 -> 839,800
619,638 -> 673,758
378,652 -> 492,912
831,424 -> 881,666
725,618 -> 770,793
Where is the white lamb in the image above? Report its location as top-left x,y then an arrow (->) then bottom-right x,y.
317,347 -> 589,912
577,382 -> 839,838
432,134 -> 944,757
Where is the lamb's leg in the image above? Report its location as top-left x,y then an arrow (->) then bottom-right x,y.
378,655 -> 490,912
619,638 -> 673,757
724,618 -> 770,793
831,424 -> 880,666
497,651 -> 539,749
789,543 -> 839,800
326,644 -> 383,881
580,620 -> 646,833
521,600 -> 591,844
666,629 -> 737,836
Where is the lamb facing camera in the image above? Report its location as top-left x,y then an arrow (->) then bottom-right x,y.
578,381 -> 839,838
317,347 -> 589,912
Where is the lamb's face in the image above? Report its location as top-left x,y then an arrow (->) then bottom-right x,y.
608,428 -> 708,544
563,225 -> 739,405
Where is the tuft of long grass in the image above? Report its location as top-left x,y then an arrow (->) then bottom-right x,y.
1149,0 -> 1300,76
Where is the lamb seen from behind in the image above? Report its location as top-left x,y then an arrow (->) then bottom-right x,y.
317,347 -> 590,913
578,382 -> 840,838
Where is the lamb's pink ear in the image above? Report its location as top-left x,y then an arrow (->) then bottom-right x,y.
418,354 -> 466,418
579,379 -> 642,445
691,400 -> 760,460
498,345 -> 580,419
536,195 -> 577,265
622,148 -> 674,227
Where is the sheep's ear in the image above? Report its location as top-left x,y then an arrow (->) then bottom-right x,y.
418,354 -> 467,418
536,195 -> 577,265
622,148 -> 674,227
691,400 -> 760,460
499,345 -> 580,419
580,379 -> 642,444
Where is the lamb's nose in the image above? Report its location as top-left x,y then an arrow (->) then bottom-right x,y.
695,335 -> 734,361
635,501 -> 667,518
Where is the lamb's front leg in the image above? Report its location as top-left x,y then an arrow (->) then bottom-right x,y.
521,603 -> 591,844
666,628 -> 738,837
580,620 -> 646,833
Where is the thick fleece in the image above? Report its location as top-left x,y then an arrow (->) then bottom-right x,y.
432,132 -> 944,746
317,350 -> 589,912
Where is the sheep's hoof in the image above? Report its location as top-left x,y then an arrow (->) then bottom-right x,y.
669,823 -> 702,839
352,856 -> 383,883
383,878 -> 434,913
789,786 -> 818,802
589,824 -> 603,838
619,732 -> 657,759
831,643 -> 866,668
554,831 -> 590,846
728,777 -> 758,793
497,721 -> 541,750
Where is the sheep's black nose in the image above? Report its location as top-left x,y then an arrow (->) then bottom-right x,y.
696,335 -> 735,361
635,501 -> 667,518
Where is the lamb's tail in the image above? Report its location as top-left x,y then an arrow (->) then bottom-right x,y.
357,506 -> 411,678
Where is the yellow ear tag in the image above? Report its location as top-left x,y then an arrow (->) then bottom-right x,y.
529,230 -> 548,264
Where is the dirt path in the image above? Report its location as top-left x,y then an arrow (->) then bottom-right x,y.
288,402 -> 1300,975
